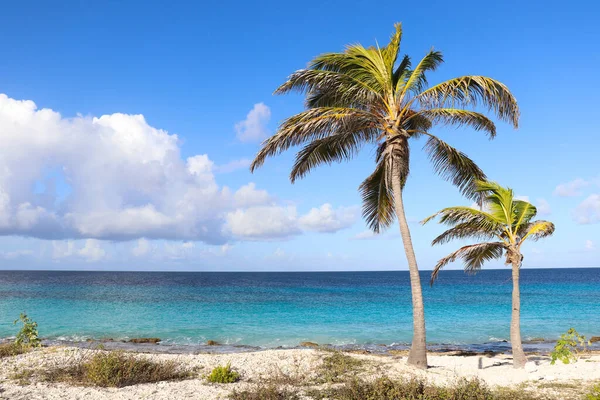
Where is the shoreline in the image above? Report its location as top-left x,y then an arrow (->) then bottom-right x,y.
1,344 -> 599,399
3,336 -> 598,356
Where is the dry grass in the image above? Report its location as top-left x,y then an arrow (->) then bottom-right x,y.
317,351 -> 365,383
0,342 -> 28,358
40,350 -> 192,387
307,377 -> 543,400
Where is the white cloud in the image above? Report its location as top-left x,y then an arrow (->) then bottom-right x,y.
225,203 -> 358,240
585,240 -> 595,251
554,178 -> 590,197
233,183 -> 272,208
573,194 -> 600,224
234,103 -> 271,142
536,198 -> 552,216
298,204 -> 359,233
0,94 -> 355,247
51,239 -> 105,262
164,241 -> 195,260
132,238 -> 151,257
215,158 -> 252,174
225,205 -> 301,240
78,239 -> 106,262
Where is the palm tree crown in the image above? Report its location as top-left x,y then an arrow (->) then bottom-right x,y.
423,180 -> 555,283
250,23 -> 519,232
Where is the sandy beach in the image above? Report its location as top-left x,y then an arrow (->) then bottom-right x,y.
1,346 -> 599,399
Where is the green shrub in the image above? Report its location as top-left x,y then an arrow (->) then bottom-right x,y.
42,351 -> 190,387
207,362 -> 240,383
14,313 -> 41,348
586,384 -> 600,400
0,342 -> 27,358
551,328 -> 590,365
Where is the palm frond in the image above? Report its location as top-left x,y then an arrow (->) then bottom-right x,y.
401,50 -> 444,96
512,200 -> 537,233
415,109 -> 496,138
474,180 -> 515,225
520,220 -> 555,243
393,55 -> 411,92
358,160 -> 395,233
431,242 -> 505,284
250,107 -> 377,172
290,129 -> 376,183
274,69 -> 381,109
416,76 -> 520,128
421,206 -> 502,229
431,222 -> 498,246
424,136 -> 486,199
381,23 -> 402,72
309,47 -> 389,93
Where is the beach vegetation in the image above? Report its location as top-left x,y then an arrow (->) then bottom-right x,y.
250,22 -> 519,369
318,351 -> 365,383
0,341 -> 28,358
230,384 -> 301,400
14,313 -> 41,348
550,328 -> 590,365
307,377 -> 538,400
207,362 -> 240,383
586,383 -> 600,400
423,181 -> 555,368
41,350 -> 190,387
8,368 -> 35,385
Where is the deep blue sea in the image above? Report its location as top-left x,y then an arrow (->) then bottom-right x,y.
0,269 -> 598,352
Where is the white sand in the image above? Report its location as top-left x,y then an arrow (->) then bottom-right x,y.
1,347 -> 599,399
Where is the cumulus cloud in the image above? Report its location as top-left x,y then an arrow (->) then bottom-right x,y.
585,240 -> 595,251
573,194 -> 600,224
298,204 -> 359,233
554,178 -> 591,197
234,103 -> 271,142
233,183 -> 272,208
0,94 -> 356,248
225,203 -> 358,240
225,205 -> 301,240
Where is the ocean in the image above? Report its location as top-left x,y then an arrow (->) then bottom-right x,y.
0,268 -> 598,352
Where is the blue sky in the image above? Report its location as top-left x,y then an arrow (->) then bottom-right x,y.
0,0 -> 598,271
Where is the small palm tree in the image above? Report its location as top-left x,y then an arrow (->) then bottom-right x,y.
422,181 -> 555,368
250,23 -> 519,368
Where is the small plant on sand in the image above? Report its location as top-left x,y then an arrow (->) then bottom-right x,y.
14,313 -> 41,348
586,383 -> 600,400
551,328 -> 590,365
207,362 -> 240,383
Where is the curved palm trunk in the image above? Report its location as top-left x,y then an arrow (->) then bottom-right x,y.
510,261 -> 527,368
391,171 -> 428,369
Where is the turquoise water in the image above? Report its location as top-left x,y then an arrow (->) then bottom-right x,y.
0,269 -> 598,350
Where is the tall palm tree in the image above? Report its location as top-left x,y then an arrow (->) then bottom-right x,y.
422,181 -> 555,368
250,23 -> 519,368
